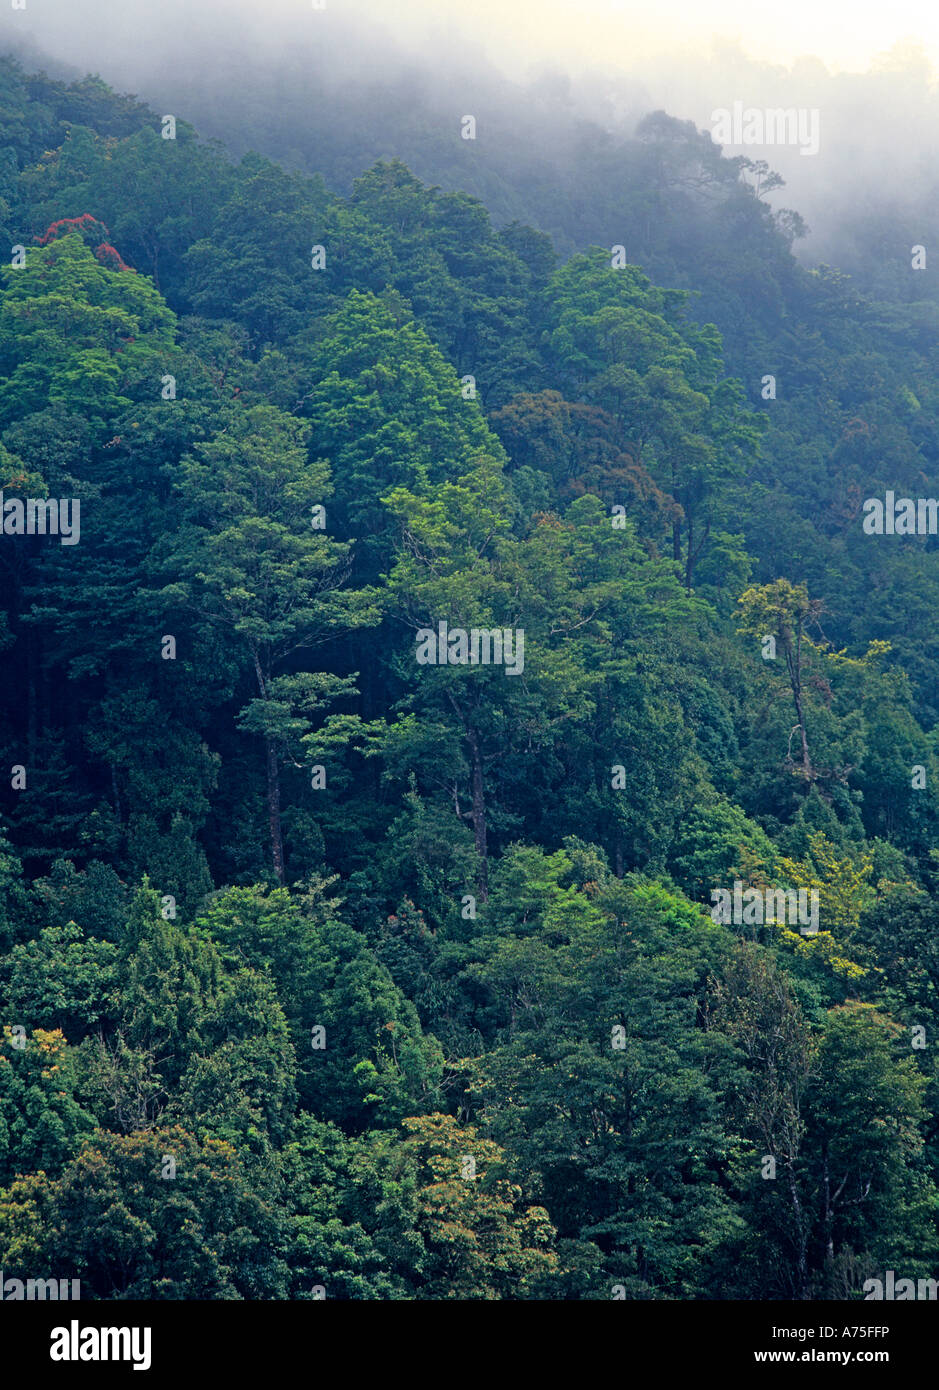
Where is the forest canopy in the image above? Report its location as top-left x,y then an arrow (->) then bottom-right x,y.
0,52 -> 937,1301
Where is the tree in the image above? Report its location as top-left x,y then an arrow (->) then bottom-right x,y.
464,847 -> 743,1297
0,233 -> 177,426
0,1124 -> 288,1298
776,833 -> 875,939
542,248 -> 764,587
736,580 -> 827,785
0,1026 -> 96,1184
803,1003 -> 936,1292
155,404 -> 378,882
708,943 -> 815,1297
197,881 -> 444,1129
375,1113 -> 560,1299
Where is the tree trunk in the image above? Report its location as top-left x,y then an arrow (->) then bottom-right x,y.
784,1158 -> 810,1299
821,1143 -> 835,1262
796,701 -> 812,781
785,619 -> 813,782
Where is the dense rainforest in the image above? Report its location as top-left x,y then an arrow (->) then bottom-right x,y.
0,51 -> 938,1300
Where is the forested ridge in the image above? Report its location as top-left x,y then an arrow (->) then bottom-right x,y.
0,53 -> 938,1300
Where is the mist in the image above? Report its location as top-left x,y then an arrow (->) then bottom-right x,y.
2,0 -> 939,271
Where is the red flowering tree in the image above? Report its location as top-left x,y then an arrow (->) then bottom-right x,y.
94,242 -> 131,272
36,215 -> 132,271
37,214 -> 110,247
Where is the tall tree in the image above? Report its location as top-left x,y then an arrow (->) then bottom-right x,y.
155,404 -> 378,881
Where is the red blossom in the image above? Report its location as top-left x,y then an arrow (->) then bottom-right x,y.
37,214 -> 109,247
94,242 -> 131,272
35,215 -> 133,271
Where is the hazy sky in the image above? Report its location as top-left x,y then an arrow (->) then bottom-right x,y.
364,0 -> 939,77
4,0 -> 939,79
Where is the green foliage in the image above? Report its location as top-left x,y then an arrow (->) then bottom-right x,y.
0,1027 -> 96,1184
0,234 -> 178,426
0,55 -> 936,1300
0,1124 -> 288,1298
